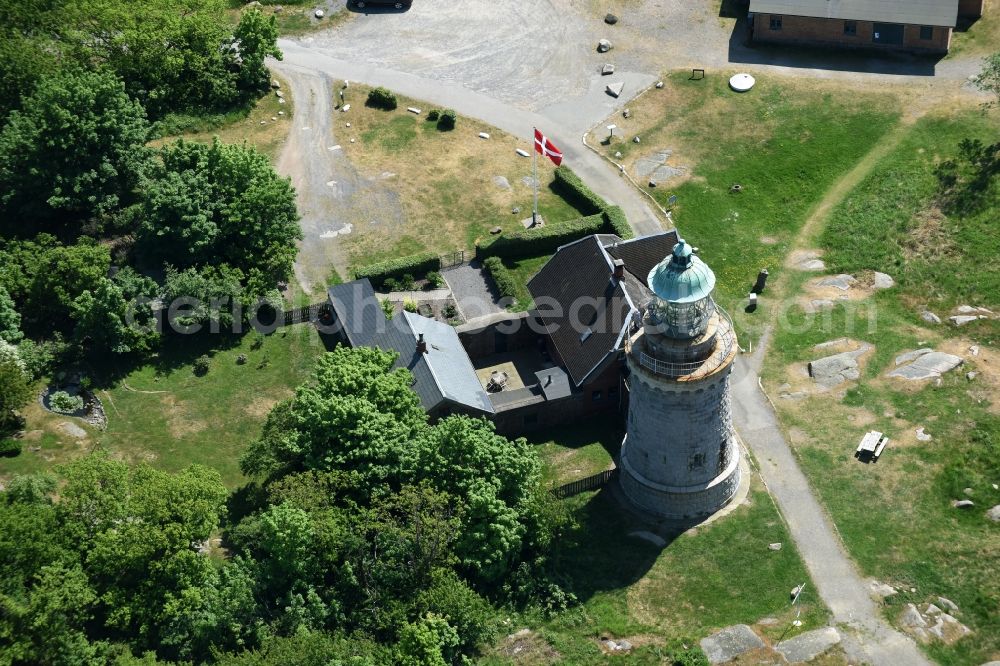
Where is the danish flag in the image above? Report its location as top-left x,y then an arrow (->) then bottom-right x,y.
534,128 -> 563,166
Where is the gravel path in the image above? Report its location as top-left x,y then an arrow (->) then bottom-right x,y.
442,262 -> 507,321
730,342 -> 931,666
273,65 -> 406,294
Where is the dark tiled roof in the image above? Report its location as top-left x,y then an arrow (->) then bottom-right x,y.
326,280 -> 492,415
528,236 -> 634,386
527,232 -> 680,387
604,231 -> 680,288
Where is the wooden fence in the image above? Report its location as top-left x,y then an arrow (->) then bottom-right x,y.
551,468 -> 618,499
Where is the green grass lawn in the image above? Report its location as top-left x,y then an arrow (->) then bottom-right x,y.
764,110 -> 1000,666
485,417 -> 829,664
1,325 -> 326,488
591,71 -> 901,342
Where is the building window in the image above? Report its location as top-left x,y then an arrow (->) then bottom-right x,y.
688,453 -> 705,470
592,390 -> 603,401
769,15 -> 782,30
844,21 -> 857,35
919,25 -> 934,40
609,386 -> 619,398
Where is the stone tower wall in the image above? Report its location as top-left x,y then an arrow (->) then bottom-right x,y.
624,364 -> 733,487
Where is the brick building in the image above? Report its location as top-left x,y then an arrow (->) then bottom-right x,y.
748,0 -> 981,54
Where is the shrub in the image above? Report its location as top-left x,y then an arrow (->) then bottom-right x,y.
381,299 -> 395,320
48,390 -> 84,414
353,252 -> 440,290
403,300 -> 418,313
366,86 -> 398,110
400,273 -> 417,291
236,354 -> 248,365
437,109 -> 457,131
427,109 -> 440,121
0,438 -> 21,457
443,303 -> 458,319
482,257 -> 517,301
426,271 -> 444,288
603,205 -> 634,240
193,355 -> 211,376
383,278 -> 400,292
552,166 -> 608,215
478,213 -> 606,261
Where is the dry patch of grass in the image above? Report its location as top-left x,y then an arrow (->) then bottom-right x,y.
150,73 -> 294,161
949,0 -> 1000,57
336,86 -> 585,270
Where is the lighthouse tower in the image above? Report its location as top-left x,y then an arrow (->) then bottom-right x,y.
619,239 -> 742,519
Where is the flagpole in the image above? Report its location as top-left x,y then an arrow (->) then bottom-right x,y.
532,128 -> 538,227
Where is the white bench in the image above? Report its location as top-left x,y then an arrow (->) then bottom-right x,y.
856,431 -> 889,461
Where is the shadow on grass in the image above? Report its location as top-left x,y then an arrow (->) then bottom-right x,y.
552,488 -> 680,604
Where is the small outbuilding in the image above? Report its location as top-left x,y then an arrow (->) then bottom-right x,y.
747,0 -> 980,54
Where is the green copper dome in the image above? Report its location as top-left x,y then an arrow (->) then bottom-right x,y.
647,239 -> 716,304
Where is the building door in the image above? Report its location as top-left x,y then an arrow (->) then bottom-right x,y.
872,23 -> 904,45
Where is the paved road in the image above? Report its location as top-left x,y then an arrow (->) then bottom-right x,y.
731,334 -> 931,666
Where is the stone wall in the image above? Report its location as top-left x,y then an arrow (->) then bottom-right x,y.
752,14 -> 952,53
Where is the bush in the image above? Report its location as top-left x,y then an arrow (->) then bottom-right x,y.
400,273 -> 416,291
443,303 -> 458,319
478,213 -> 606,261
381,299 -> 395,320
353,252 -> 440,290
366,86 -> 398,110
603,205 -> 634,240
552,166 -> 608,215
0,438 -> 21,457
427,109 -> 440,121
193,355 -> 211,376
403,300 -> 418,313
426,271 -> 444,288
383,278 -> 400,292
48,391 -> 84,414
482,257 -> 517,301
437,109 -> 457,131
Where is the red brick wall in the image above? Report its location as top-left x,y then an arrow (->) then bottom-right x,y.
752,14 -> 951,52
958,0 -> 984,18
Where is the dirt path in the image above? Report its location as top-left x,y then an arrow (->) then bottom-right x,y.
729,116 -> 937,664
274,65 -> 406,294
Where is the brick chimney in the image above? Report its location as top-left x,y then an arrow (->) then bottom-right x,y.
416,332 -> 427,354
613,258 -> 625,281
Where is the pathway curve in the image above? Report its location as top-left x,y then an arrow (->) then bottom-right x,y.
273,50 -> 665,238
729,119 -> 932,665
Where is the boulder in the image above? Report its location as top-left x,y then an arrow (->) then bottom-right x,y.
818,274 -> 856,291
873,271 -> 895,289
602,63 -> 615,75
808,345 -> 871,388
801,259 -> 826,271
969,345 -> 980,356
598,39 -> 612,53
869,581 -> 898,599
900,603 -> 927,628
915,427 -> 932,442
655,81 -> 664,88
956,304 -> 992,315
314,8 -> 324,18
515,148 -> 530,157
270,80 -> 281,89
950,315 -> 981,326
925,603 -> 943,615
775,627 -> 841,664
967,371 -> 978,381
768,542 -> 782,551
952,499 -> 975,509
887,351 -> 963,381
492,176 -> 511,190
699,625 -> 764,664
921,311 -> 942,324
987,505 -> 1000,522
895,348 -> 934,365
606,81 -> 625,98
605,13 -> 619,24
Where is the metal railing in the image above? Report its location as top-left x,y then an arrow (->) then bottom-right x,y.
629,306 -> 736,379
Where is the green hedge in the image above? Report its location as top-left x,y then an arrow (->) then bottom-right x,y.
353,252 -> 440,289
603,205 -> 633,240
552,166 -> 607,215
477,213 -> 607,261
482,256 -> 517,300
366,87 -> 398,111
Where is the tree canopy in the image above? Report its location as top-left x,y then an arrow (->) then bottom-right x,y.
0,69 -> 150,227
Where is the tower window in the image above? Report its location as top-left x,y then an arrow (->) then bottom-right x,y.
688,453 -> 706,470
